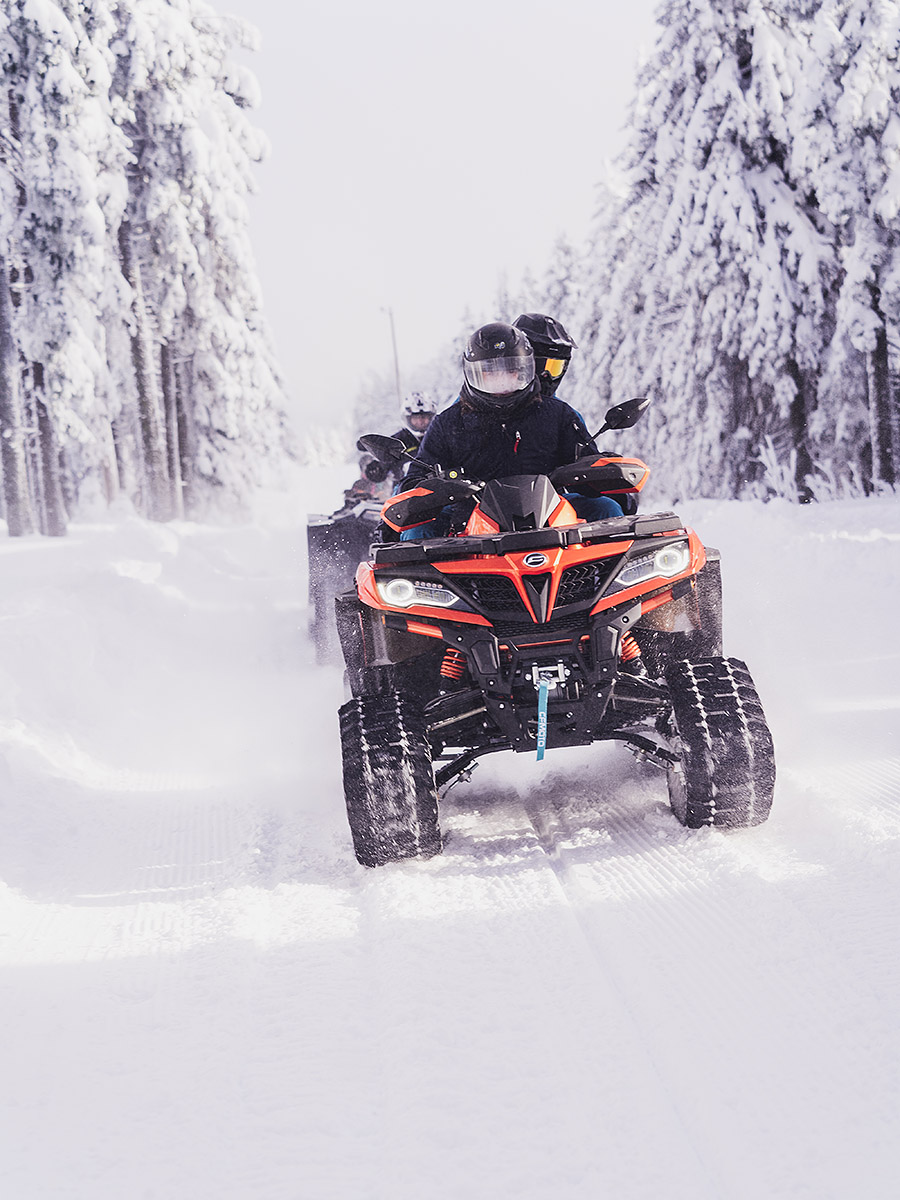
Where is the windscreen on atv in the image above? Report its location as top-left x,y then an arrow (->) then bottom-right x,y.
477,476 -> 563,532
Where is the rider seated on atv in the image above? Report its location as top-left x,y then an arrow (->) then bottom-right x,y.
399,321 -> 623,540
392,391 -> 436,457
341,393 -> 436,511
378,390 -> 438,493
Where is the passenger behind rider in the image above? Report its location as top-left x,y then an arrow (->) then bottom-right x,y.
399,321 -> 624,540
511,311 -> 579,400
512,312 -> 639,516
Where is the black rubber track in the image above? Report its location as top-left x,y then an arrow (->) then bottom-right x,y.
339,691 -> 442,866
665,656 -> 775,829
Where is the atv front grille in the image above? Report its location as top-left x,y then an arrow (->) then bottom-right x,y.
555,557 -> 623,606
448,561 -> 621,633
451,574 -> 522,612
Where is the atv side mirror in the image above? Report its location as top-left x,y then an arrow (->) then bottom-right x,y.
356,433 -> 410,464
591,397 -> 651,440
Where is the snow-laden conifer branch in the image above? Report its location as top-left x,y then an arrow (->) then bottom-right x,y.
0,0 -> 291,535
565,0 -> 900,501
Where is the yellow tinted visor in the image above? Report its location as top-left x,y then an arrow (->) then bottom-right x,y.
543,358 -> 566,378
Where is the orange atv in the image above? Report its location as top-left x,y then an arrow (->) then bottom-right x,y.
335,399 -> 775,867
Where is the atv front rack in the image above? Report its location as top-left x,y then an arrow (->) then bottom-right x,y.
371,512 -> 685,566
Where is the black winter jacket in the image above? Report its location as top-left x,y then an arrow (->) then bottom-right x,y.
404,394 -> 597,487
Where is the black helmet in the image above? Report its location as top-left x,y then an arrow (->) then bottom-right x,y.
512,313 -> 578,396
462,322 -> 537,414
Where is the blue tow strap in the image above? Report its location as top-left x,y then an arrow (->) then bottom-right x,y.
536,680 -> 549,761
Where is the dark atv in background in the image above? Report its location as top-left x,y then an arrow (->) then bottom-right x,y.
334,399 -> 776,866
308,499 -> 382,664
307,452 -> 397,663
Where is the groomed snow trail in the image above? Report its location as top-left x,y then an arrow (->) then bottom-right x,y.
0,486 -> 898,1199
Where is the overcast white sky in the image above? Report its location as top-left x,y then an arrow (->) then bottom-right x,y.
221,0 -> 660,423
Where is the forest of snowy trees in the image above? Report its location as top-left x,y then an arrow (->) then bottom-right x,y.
0,0 -> 289,538
359,0 -> 900,504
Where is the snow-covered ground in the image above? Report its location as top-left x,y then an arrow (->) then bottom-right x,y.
1,474 -> 898,1199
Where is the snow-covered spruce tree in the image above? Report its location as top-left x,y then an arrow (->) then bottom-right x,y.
575,0 -> 841,500
0,4 -> 36,536
791,0 -> 900,490
110,0 -> 290,518
1,0 -> 133,534
0,248 -> 33,535
0,0 -> 288,534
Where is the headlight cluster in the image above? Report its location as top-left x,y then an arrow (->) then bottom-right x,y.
375,577 -> 461,609
608,540 -> 691,592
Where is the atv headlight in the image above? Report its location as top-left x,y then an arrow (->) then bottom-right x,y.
376,577 -> 460,609
609,540 -> 691,591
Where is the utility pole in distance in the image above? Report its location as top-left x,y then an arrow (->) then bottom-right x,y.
382,306 -> 402,406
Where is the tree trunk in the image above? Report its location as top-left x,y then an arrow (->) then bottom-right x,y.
728,356 -> 752,494
118,221 -> 173,521
787,360 -> 814,502
112,408 -> 140,499
32,365 -> 67,535
867,322 -> 895,488
0,256 -> 34,536
99,419 -> 120,505
20,360 -> 44,529
160,342 -> 184,518
175,353 -> 195,513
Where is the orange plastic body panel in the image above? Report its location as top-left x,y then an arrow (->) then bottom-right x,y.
584,456 -> 651,493
405,621 -> 444,639
464,508 -> 500,536
381,487 -> 441,533
357,512 -> 705,633
548,497 -> 580,525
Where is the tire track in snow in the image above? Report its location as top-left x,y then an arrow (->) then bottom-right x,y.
0,786 -> 256,974
803,755 -> 900,818
518,763 -> 900,1200
778,753 -> 900,1033
350,791 -> 720,1200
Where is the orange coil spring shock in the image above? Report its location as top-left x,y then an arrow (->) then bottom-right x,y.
620,633 -> 642,662
440,648 -> 467,681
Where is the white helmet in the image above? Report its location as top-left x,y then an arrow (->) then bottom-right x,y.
400,390 -> 436,431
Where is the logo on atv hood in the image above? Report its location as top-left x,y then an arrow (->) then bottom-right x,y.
523,552 -> 549,567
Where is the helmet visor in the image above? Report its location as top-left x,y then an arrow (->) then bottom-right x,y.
464,354 -> 535,396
